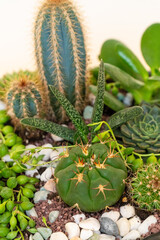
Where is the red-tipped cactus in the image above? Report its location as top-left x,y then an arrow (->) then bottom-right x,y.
54,143 -> 127,212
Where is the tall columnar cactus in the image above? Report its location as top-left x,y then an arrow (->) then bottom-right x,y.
34,0 -> 87,121
54,143 -> 127,212
0,71 -> 49,137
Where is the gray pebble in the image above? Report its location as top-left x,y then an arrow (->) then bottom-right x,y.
26,207 -> 38,218
83,105 -> 93,119
37,227 -> 52,240
117,93 -> 124,101
33,232 -> 44,240
100,217 -> 119,236
34,190 -> 50,203
49,210 -> 59,223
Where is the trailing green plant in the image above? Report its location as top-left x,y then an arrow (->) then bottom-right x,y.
90,23 -> 160,110
21,61 -> 143,144
129,163 -> 160,210
54,121 -> 128,212
114,102 -> 160,155
34,0 -> 87,121
0,71 -> 50,138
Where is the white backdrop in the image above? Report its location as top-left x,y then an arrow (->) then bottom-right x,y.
0,0 -> 160,78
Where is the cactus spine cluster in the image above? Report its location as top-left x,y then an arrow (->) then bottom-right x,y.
34,0 -> 87,121
130,164 -> 160,210
0,71 -> 49,137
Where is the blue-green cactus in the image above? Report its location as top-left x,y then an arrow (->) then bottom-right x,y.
34,0 -> 87,121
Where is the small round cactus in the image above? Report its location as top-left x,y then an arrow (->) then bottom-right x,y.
0,71 -> 51,137
54,143 -> 127,212
129,164 -> 160,210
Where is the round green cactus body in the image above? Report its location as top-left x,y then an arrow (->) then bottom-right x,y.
130,164 -> 160,210
115,103 -> 160,154
55,143 -> 127,212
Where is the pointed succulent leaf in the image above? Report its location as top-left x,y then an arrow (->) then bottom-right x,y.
89,85 -> 125,112
104,63 -> 144,91
21,118 -> 76,143
49,86 -> 88,143
91,60 -> 105,124
141,23 -> 160,73
107,106 -> 143,130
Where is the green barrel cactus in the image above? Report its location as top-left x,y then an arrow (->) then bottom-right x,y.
55,143 -> 127,212
34,0 -> 87,121
0,71 -> 50,137
129,164 -> 160,210
114,103 -> 160,154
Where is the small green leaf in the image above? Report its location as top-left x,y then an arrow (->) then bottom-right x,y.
27,228 -> 37,234
42,216 -> 49,228
141,23 -> 160,73
123,147 -> 135,156
92,131 -> 110,143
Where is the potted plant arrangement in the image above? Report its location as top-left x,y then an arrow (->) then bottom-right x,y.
0,0 -> 159,240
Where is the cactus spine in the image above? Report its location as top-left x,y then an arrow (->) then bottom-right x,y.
34,0 -> 87,121
0,71 -> 49,137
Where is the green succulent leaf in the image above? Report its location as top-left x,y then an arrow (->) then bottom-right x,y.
141,23 -> 160,74
89,85 -> 125,112
99,39 -> 148,80
21,118 -> 76,143
49,86 -> 88,143
107,106 -> 143,130
104,63 -> 145,91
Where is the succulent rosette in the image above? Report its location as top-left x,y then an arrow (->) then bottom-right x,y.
115,103 -> 160,154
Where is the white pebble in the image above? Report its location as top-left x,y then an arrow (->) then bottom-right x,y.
51,133 -> 64,142
101,211 -> 120,222
80,229 -> 93,239
79,217 -> 100,231
40,167 -> 55,182
39,143 -> 53,161
2,154 -> 13,162
116,218 -> 130,237
120,205 -> 135,218
65,222 -> 80,239
100,234 -> 115,240
138,215 -> 157,235
25,169 -> 39,177
44,179 -> 57,193
122,230 -> 141,240
50,232 -> 68,240
129,216 -> 141,230
29,235 -> 33,240
0,100 -> 6,110
73,214 -> 86,225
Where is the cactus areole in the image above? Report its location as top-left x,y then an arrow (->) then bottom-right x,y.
55,143 -> 127,212
34,0 -> 87,121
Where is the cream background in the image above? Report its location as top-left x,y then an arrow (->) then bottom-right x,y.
0,0 -> 160,78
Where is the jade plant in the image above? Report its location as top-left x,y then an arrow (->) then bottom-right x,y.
21,61 -> 143,144
54,141 -> 127,212
0,71 -> 50,138
129,163 -> 160,210
114,102 -> 160,154
34,0 -> 87,121
90,23 -> 160,110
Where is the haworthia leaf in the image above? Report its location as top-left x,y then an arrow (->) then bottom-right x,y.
91,60 -> 105,124
21,118 -> 76,143
49,86 -> 88,143
104,63 -> 144,91
89,85 -> 125,112
141,23 -> 160,73
107,106 -> 143,130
